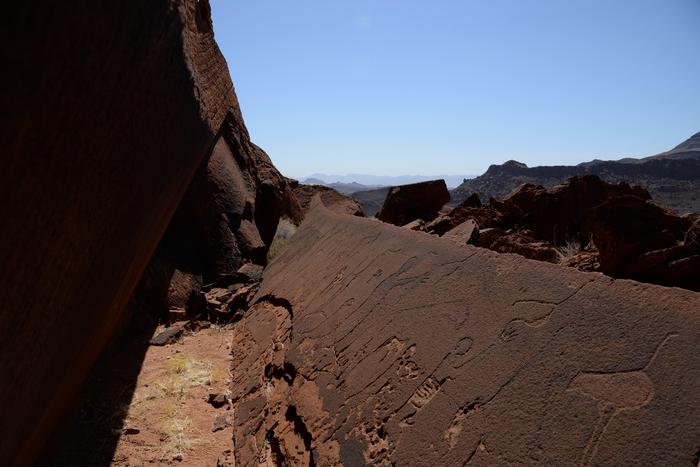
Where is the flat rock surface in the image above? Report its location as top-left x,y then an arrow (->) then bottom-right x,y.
229,199 -> 700,466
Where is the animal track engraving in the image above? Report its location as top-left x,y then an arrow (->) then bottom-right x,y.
410,377 -> 441,409
445,399 -> 481,449
568,333 -> 676,465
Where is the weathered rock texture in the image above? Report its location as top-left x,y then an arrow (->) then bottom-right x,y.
289,179 -> 365,217
228,200 -> 700,466
377,180 -> 450,226
0,1 -> 296,463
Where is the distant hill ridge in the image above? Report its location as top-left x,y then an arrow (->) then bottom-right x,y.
303,173 -> 473,189
451,131 -> 700,214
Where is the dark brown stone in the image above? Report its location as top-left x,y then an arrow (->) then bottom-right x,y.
377,180 -> 450,226
503,176 -> 653,245
620,245 -> 693,277
649,255 -> 700,291
212,414 -> 233,432
166,270 -> 204,309
686,220 -> 700,252
476,227 -> 508,248
489,231 -> 562,263
458,193 -> 482,208
586,195 -> 689,273
231,200 -> 700,466
149,325 -> 185,347
208,393 -> 228,409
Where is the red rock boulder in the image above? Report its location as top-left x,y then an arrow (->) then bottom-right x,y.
504,176 -> 653,245
377,180 -> 450,226
586,195 -> 691,274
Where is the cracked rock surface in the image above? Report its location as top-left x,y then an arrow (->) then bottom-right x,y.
228,198 -> 700,466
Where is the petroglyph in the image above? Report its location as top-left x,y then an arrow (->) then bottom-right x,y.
410,377 -> 442,409
570,333 -> 677,465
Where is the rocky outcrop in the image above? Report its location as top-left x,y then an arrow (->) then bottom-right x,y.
501,176 -> 652,245
289,179 -> 365,217
478,229 -> 562,263
409,176 -> 699,290
585,195 -> 697,289
0,1 -> 297,463
228,200 -> 700,466
377,180 -> 450,226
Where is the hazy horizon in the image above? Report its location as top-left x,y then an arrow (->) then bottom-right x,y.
211,0 -> 700,178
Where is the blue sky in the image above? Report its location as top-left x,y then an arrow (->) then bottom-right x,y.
210,0 -> 700,178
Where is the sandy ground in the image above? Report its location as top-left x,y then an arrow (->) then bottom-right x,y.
109,325 -> 236,466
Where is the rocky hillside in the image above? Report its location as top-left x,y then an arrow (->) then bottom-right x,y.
451,132 -> 700,214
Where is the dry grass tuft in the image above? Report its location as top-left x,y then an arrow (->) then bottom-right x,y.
558,238 -> 583,259
144,355 -> 216,402
161,417 -> 200,459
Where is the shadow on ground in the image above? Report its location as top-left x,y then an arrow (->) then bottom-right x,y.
39,278 -> 166,466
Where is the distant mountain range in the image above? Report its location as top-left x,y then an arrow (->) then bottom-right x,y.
303,174 -> 474,190
301,179 -> 385,195
451,132 -> 700,214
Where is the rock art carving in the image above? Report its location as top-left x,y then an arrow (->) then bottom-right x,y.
240,199 -> 700,466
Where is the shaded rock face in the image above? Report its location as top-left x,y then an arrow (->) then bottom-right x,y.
229,201 -> 700,466
0,1 -> 296,463
288,179 -> 365,217
137,127 -> 302,323
585,195 -> 697,289
377,180 -> 450,226
502,175 -> 652,245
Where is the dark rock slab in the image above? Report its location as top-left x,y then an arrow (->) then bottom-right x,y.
377,180 -> 450,226
229,199 -> 700,466
586,195 -> 690,273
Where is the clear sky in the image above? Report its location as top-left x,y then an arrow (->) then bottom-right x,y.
210,0 -> 700,178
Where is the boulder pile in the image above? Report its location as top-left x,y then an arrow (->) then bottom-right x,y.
391,175 -> 698,291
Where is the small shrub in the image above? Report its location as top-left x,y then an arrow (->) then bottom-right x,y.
558,238 -> 583,259
152,356 -> 216,400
